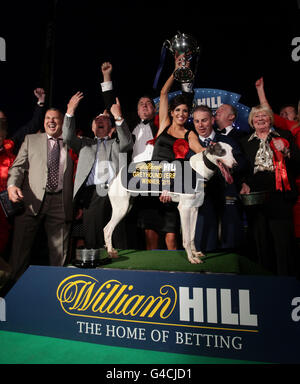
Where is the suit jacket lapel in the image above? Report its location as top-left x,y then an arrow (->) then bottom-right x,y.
149,120 -> 158,138
85,140 -> 98,172
40,133 -> 48,171
105,138 -> 113,160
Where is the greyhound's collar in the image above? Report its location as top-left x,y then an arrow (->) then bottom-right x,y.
203,151 -> 218,171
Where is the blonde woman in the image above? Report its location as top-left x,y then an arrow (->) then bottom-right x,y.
239,104 -> 300,276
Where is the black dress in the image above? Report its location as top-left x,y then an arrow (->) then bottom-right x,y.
137,127 -> 190,235
152,127 -> 190,161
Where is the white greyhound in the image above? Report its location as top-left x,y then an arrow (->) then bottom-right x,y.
103,141 -> 237,264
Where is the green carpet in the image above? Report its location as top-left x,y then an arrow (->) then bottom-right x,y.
0,331 -> 262,364
92,249 -> 271,275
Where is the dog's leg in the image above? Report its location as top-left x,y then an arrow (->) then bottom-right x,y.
104,175 -> 131,259
188,192 -> 205,259
190,206 -> 205,259
178,196 -> 203,264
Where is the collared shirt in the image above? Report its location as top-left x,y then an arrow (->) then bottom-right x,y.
47,134 -> 66,191
86,136 -> 115,186
101,81 -> 150,162
218,125 -> 234,135
198,131 -> 216,144
101,81 -> 113,92
248,128 -> 280,174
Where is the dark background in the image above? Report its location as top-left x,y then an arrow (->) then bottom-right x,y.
0,0 -> 299,135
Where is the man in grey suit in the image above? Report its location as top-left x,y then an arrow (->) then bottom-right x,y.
7,108 -> 74,280
63,92 -> 133,251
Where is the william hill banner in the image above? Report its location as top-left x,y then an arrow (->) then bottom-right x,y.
121,160 -> 204,195
0,266 -> 300,363
153,88 -> 251,133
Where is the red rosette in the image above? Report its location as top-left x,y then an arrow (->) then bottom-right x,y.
3,139 -> 14,152
173,139 -> 189,159
146,136 -> 156,146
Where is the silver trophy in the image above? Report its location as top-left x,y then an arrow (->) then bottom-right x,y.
164,32 -> 200,83
164,31 -> 200,83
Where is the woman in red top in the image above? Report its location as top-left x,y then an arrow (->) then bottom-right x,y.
273,113 -> 300,148
255,77 -> 300,238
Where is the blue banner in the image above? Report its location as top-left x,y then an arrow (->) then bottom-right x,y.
153,88 -> 251,133
1,266 -> 299,363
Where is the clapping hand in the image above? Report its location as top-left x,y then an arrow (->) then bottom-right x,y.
67,92 -> 84,116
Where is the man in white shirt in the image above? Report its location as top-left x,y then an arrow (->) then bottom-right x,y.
63,92 -> 133,251
100,63 -> 157,162
101,62 -> 162,250
131,97 -> 157,162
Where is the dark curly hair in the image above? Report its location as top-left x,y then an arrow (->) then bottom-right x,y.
169,94 -> 192,115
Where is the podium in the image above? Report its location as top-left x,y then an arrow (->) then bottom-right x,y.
1,250 -> 300,364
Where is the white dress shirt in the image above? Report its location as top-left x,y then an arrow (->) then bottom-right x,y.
132,122 -> 154,163
219,125 -> 234,135
100,80 -> 154,162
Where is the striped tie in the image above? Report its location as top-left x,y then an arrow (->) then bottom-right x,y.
204,138 -> 212,147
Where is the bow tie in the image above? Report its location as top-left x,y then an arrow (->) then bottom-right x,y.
142,119 -> 152,125
218,128 -> 227,135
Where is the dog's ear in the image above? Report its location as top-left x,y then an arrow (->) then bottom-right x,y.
207,142 -> 217,154
208,142 -> 226,156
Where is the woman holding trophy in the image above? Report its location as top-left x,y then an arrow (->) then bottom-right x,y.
151,54 -> 205,250
152,54 -> 204,161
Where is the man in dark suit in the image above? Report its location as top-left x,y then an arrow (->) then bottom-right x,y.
7,107 -> 74,280
191,105 -> 247,252
215,103 -> 247,140
62,92 -> 133,251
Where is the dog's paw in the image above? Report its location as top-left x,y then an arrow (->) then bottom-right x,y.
188,256 -> 204,264
192,250 -> 205,258
108,248 -> 119,259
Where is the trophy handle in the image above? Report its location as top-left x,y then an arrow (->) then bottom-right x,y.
163,39 -> 172,52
